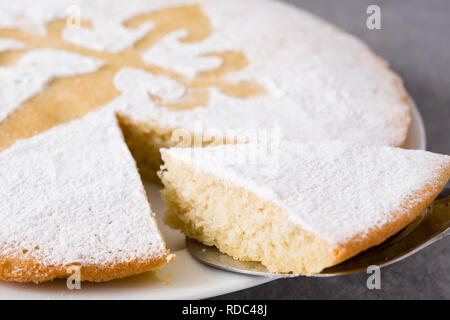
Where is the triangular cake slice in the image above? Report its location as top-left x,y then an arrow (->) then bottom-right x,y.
159,141 -> 450,275
0,111 -> 172,283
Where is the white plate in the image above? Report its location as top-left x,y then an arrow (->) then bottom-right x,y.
0,100 -> 426,300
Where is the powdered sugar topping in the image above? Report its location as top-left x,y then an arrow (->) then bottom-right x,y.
0,49 -> 103,122
142,29 -> 228,78
0,0 -> 411,147
0,111 -> 167,266
0,38 -> 25,52
62,21 -> 154,53
114,67 -> 186,101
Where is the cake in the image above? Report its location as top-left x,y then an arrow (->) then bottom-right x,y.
0,111 -> 172,283
1,0 -> 444,282
0,0 -> 411,182
159,142 -> 450,275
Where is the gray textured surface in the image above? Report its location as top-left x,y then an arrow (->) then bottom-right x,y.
215,0 -> 450,300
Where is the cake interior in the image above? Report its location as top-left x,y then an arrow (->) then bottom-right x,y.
159,152 -> 339,275
117,114 -> 236,182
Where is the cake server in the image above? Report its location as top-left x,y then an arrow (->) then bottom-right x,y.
186,188 -> 450,277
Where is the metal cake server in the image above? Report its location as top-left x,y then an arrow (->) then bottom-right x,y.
186,188 -> 450,277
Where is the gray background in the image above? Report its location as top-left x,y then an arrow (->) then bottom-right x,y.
215,0 -> 450,299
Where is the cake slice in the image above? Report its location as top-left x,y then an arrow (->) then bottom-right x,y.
159,141 -> 450,275
0,110 -> 172,283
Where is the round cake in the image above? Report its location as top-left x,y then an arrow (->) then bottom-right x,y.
0,0 -> 425,282
0,0 -> 411,181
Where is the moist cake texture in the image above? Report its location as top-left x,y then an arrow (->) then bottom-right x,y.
159,142 -> 450,274
0,111 -> 171,283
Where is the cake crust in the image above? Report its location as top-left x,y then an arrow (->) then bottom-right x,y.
0,253 -> 169,283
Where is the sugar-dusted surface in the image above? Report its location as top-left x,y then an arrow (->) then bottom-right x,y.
218,0 -> 450,300
0,49 -> 103,122
62,21 -> 154,54
0,38 -> 24,52
115,0 -> 411,146
1,0 -> 410,147
114,67 -> 186,101
163,141 -> 450,246
0,111 -> 166,266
